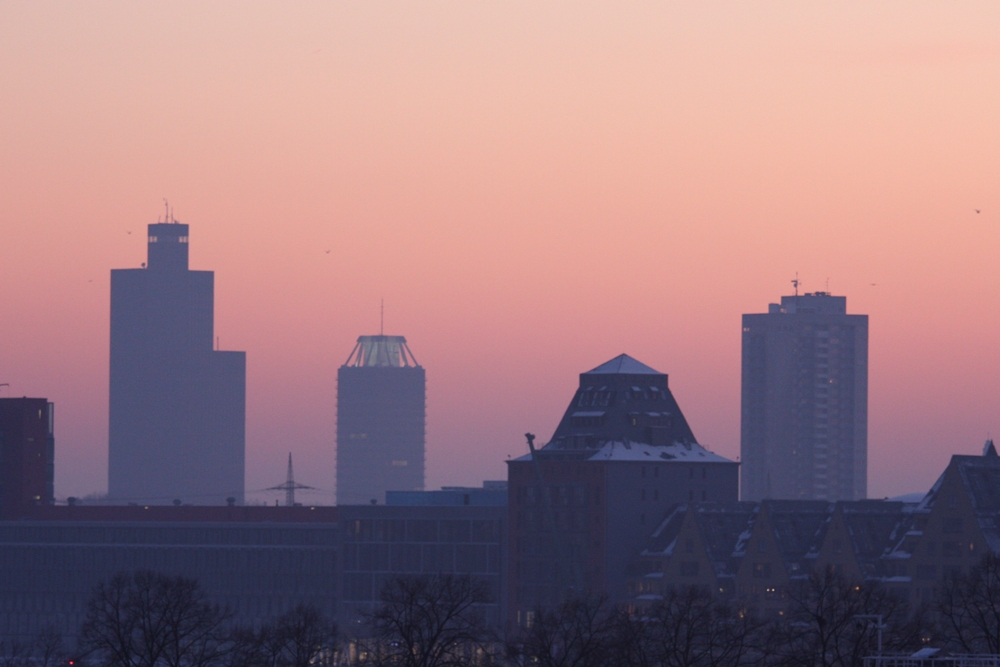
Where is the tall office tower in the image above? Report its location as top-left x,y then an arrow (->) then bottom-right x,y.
0,398 -> 54,519
337,336 -> 425,505
741,292 -> 868,501
109,221 -> 245,505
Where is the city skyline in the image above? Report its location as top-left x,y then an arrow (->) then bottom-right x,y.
2,3 -> 999,503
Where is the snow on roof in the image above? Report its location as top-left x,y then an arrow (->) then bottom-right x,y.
584,354 -> 662,375
509,440 -> 732,464
887,492 -> 925,503
589,441 -> 732,463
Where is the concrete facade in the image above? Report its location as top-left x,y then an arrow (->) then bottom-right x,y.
0,398 -> 54,519
109,222 -> 245,505
741,292 -> 868,501
507,354 -> 738,626
337,336 -> 425,505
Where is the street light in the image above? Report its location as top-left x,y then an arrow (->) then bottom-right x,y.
854,614 -> 886,654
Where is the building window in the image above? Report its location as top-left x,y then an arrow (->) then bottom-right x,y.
752,562 -> 771,578
942,518 -> 963,534
680,561 -> 699,577
179,236 -> 189,243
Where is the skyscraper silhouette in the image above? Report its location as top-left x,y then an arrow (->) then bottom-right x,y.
741,292 -> 868,501
109,221 -> 245,504
336,335 -> 425,505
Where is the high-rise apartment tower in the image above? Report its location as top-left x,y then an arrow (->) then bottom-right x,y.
336,336 -> 425,505
109,220 -> 246,504
741,292 -> 868,501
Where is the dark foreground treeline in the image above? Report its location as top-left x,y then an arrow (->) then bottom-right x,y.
7,553 -> 1000,666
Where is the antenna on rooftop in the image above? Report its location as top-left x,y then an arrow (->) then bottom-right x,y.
162,198 -> 169,223
792,272 -> 800,297
265,453 -> 315,506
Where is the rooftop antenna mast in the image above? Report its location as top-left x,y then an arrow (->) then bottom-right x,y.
162,198 -> 169,223
265,453 -> 315,506
792,272 -> 800,297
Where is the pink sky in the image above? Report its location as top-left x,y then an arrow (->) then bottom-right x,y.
2,2 -> 999,503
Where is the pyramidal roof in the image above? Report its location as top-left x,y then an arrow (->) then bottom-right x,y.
584,354 -> 661,375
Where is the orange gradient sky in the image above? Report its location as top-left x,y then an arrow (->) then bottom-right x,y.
2,2 -> 999,503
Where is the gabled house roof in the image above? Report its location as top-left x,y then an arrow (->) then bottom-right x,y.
761,500 -> 833,573
838,501 -> 909,577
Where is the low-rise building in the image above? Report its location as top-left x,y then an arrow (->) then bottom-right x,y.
629,442 -> 1000,616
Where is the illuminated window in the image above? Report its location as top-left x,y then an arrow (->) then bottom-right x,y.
148,236 -> 158,243
179,236 -> 189,243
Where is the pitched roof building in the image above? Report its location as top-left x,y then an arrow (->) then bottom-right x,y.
506,354 -> 738,626
628,442 -> 1000,616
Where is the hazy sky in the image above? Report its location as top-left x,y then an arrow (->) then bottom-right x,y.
2,3 -> 999,503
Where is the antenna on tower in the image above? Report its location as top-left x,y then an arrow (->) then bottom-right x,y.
265,453 -> 315,506
792,272 -> 800,297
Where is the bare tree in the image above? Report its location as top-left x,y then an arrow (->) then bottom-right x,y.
936,551 -> 1000,654
239,605 -> 338,667
79,570 -> 233,667
0,626 -> 67,667
507,596 -> 618,667
611,587 -> 771,667
0,638 -> 30,667
357,574 -> 496,667
777,569 -> 916,667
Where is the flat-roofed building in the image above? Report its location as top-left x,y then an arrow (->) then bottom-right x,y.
337,335 -> 425,505
337,504 -> 506,628
109,220 -> 245,505
0,398 -> 54,519
741,292 -> 868,501
0,506 -> 338,644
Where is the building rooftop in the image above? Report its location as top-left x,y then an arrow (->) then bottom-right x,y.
584,354 -> 661,375
21,504 -> 338,523
343,335 -> 420,368
516,354 -> 733,465
765,292 -> 849,316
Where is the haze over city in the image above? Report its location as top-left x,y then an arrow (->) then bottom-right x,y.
2,2 -> 1000,503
